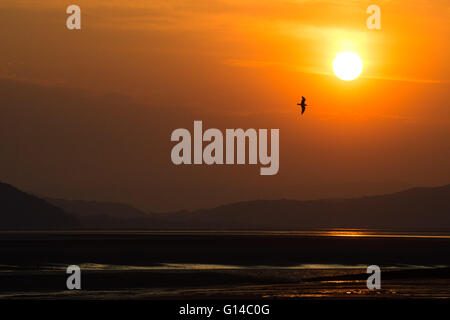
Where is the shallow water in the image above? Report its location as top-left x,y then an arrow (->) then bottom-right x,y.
1,230 -> 450,299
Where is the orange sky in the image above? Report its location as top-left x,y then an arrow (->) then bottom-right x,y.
0,0 -> 449,211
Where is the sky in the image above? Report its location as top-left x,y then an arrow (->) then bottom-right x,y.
0,0 -> 449,211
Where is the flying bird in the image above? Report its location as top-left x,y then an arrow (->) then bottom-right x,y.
297,96 -> 308,115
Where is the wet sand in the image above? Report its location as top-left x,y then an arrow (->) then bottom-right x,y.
0,231 -> 449,299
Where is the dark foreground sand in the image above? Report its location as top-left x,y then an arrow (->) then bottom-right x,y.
0,231 -> 449,299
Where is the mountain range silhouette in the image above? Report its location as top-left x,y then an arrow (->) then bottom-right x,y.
1,181 -> 449,230
0,182 -> 78,230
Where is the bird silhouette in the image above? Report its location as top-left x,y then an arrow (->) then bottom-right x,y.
297,96 -> 308,114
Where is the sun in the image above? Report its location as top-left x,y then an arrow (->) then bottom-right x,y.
332,51 -> 363,81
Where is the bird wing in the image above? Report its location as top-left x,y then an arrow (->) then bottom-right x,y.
301,105 -> 305,114
301,96 -> 306,104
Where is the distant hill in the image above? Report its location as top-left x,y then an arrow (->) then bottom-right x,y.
149,184 -> 450,230
46,198 -> 156,229
47,198 -> 149,220
0,182 -> 78,230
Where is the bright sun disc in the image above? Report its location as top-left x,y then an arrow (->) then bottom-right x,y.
333,52 -> 363,81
